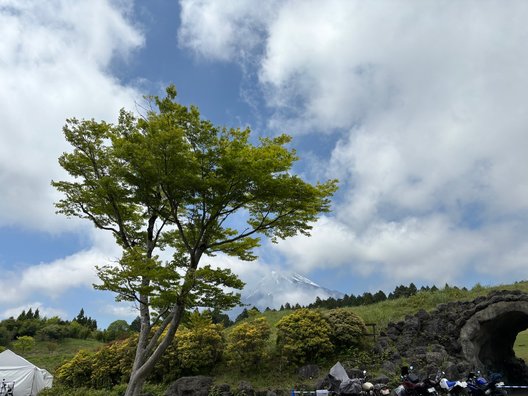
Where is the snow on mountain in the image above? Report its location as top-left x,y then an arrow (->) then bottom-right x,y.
238,270 -> 344,312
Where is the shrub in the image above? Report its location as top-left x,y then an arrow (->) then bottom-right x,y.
276,308 -> 333,366
225,316 -> 271,372
90,338 -> 135,388
36,324 -> 68,341
12,335 -> 35,352
57,312 -> 224,389
152,312 -> 225,382
56,349 -> 95,388
176,312 -> 224,375
325,309 -> 368,349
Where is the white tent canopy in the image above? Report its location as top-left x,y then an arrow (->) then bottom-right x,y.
0,349 -> 53,396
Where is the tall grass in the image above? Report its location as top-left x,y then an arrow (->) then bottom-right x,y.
15,338 -> 103,374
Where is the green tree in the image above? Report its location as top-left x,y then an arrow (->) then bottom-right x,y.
0,326 -> 10,346
12,335 -> 36,353
235,308 -> 250,323
325,308 -> 367,349
36,324 -> 67,341
105,320 -> 131,342
209,309 -> 233,328
52,85 -> 338,396
17,310 -> 27,321
276,308 -> 333,366
130,316 -> 141,332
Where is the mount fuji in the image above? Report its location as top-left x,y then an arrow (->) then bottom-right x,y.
238,270 -> 344,313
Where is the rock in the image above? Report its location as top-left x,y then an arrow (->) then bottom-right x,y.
217,384 -> 231,396
381,360 -> 397,374
416,310 -> 429,321
425,351 -> 446,365
238,381 -> 255,396
165,376 -> 214,396
374,291 -> 528,384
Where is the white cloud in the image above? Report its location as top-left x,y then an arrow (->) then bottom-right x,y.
178,0 -> 278,61
0,0 -> 144,231
100,303 -> 138,321
204,253 -> 271,289
1,302 -> 67,321
0,229 -> 120,304
179,1 -> 528,288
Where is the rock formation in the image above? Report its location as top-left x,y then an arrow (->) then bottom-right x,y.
376,290 -> 528,384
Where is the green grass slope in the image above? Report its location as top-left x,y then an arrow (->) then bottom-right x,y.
14,338 -> 103,374
253,281 -> 528,365
9,280 -> 528,395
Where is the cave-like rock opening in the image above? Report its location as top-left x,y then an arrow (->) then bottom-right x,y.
459,301 -> 528,384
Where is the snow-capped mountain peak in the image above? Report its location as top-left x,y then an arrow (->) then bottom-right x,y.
239,270 -> 343,312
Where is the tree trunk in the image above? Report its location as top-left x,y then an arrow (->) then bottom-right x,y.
124,373 -> 147,396
123,250 -> 198,395
123,302 -> 185,396
124,375 -> 145,396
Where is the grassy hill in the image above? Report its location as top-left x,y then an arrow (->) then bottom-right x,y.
9,280 -> 528,394
15,338 -> 103,374
213,281 -> 528,387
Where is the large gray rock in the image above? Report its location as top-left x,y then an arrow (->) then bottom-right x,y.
375,290 -> 528,384
165,376 -> 214,396
237,381 -> 255,396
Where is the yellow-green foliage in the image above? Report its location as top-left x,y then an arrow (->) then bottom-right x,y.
56,349 -> 95,388
57,313 -> 224,389
175,312 -> 224,375
225,316 -> 271,371
12,335 -> 36,352
325,309 -> 367,349
90,337 -> 136,388
56,338 -> 136,389
514,329 -> 528,362
276,308 -> 333,366
152,312 -> 226,382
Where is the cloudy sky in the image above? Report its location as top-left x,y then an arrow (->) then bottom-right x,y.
2,0 -> 528,328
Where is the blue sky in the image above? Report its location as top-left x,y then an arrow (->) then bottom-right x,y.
2,0 -> 528,328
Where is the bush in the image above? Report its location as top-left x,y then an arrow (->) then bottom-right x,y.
90,338 -> 135,388
56,349 -> 95,388
152,312 -> 225,382
12,335 -> 35,352
36,324 -> 68,341
225,316 -> 271,372
56,337 -> 136,389
175,312 -> 224,375
325,309 -> 368,349
276,308 -> 333,366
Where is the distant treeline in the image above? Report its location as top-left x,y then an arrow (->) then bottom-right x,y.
0,308 -> 98,347
235,283 -> 471,323
0,308 -> 145,347
304,283 -> 441,309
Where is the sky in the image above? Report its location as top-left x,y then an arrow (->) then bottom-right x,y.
2,0 -> 528,328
